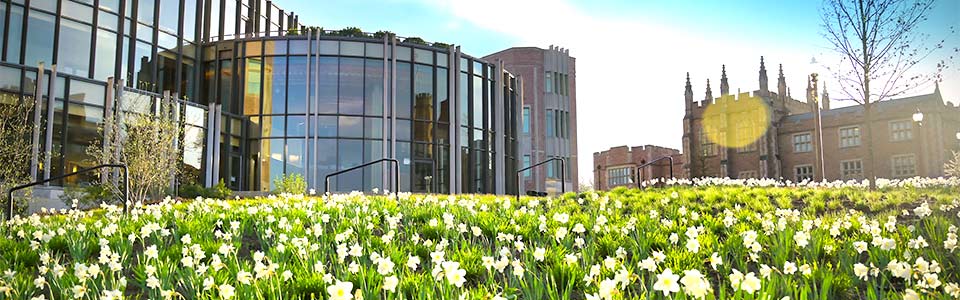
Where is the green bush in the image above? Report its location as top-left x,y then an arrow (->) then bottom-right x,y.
177,179 -> 232,200
273,173 -> 307,195
403,37 -> 428,45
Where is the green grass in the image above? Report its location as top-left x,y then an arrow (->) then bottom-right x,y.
1,184 -> 958,299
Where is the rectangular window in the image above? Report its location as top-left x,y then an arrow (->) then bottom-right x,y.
544,72 -> 553,93
545,109 -> 555,137
700,125 -> 716,157
522,106 -> 530,134
522,155 -> 531,177
839,126 -> 861,148
607,166 -> 632,186
795,165 -> 814,182
840,159 -> 863,180
793,133 -> 812,153
736,115 -> 756,152
890,120 -> 913,142
891,154 -> 917,178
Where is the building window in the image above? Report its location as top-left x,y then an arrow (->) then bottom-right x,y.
841,159 -> 863,180
700,125 -> 717,157
795,165 -> 814,182
891,154 -> 917,178
522,106 -> 530,134
737,170 -> 758,179
545,71 -> 553,93
889,120 -> 913,142
839,126 -> 861,148
522,155 -> 531,177
793,133 -> 812,153
545,109 -> 556,137
736,115 -> 757,152
607,166 -> 632,186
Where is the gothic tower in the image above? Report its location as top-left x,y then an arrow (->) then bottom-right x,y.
685,72 -> 694,114
759,57 -> 768,96
777,64 -> 787,102
720,65 -> 730,95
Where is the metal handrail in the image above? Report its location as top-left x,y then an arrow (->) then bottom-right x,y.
635,156 -> 675,188
6,163 -> 129,221
324,158 -> 399,198
516,157 -> 566,202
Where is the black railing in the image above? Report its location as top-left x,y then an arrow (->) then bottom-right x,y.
6,163 -> 129,221
635,156 -> 675,188
516,157 -> 566,202
324,158 -> 399,198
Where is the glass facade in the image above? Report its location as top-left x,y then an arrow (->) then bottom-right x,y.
0,0 -> 519,195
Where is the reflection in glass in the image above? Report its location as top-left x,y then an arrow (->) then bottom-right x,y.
287,115 -> 306,137
25,11 -> 55,66
414,64 -> 433,121
365,118 -> 382,139
286,139 -> 304,178
339,116 -> 363,138
287,56 -> 308,113
5,6 -> 23,64
64,104 -> 103,185
339,58 -> 363,115
337,139 -> 363,192
243,58 -> 262,115
364,59 -> 383,115
364,140 -> 383,192
396,62 -> 411,119
94,29 -> 117,81
473,76 -> 484,128
58,19 -> 92,76
68,80 -> 106,106
264,56 -> 286,114
317,57 -> 338,113
312,116 -> 337,137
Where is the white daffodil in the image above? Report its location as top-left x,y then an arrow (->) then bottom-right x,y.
652,268 -> 680,296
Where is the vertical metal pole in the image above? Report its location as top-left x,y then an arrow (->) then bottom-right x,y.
123,165 -> 130,213
390,35 -> 397,166
313,30 -> 320,189
44,65 -> 59,184
382,33 -> 389,192
560,158 -> 565,194
102,77 -> 115,184
30,63 -> 46,182
303,30 -> 312,188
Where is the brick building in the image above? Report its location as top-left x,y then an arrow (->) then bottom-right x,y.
484,46 -> 578,194
683,57 -> 960,181
593,145 -> 685,191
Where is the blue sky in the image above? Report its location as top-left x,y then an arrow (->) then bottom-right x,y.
279,0 -> 960,184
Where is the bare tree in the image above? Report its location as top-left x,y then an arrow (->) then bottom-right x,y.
947,151 -> 960,177
0,93 -> 36,215
820,0 -> 957,188
88,95 -> 184,204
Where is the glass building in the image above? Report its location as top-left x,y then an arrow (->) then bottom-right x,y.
0,0 -> 521,195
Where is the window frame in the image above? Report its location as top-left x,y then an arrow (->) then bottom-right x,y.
838,125 -> 861,148
840,159 -> 863,180
891,154 -> 917,178
793,132 -> 813,153
888,119 -> 913,142
794,164 -> 814,182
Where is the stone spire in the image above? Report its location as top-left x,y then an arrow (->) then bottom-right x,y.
705,79 -> 713,101
720,65 -> 730,95
822,82 -> 830,110
777,64 -> 787,100
685,72 -> 693,112
759,56 -> 768,94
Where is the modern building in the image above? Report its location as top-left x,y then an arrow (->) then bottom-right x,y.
593,145 -> 684,191
484,46 -> 578,195
682,57 -> 960,181
0,0 -> 523,195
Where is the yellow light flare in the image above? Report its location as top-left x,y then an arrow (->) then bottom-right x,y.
701,93 -> 771,149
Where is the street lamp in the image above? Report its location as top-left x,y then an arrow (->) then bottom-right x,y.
912,108 -> 925,177
912,108 -> 924,125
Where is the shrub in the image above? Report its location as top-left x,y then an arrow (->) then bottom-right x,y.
373,30 -> 394,39
177,179 -> 232,200
273,173 -> 307,195
332,27 -> 367,38
403,37 -> 428,45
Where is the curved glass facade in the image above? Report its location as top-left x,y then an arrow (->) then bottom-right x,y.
0,0 -> 520,194
203,36 -> 520,194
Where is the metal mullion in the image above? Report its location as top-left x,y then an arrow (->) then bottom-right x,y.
150,0 -> 159,92
51,0 -> 62,66
17,0 -> 29,65
1,0 -> 10,61
173,0 -> 184,97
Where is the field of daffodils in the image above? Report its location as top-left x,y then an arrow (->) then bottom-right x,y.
1,178 -> 959,299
